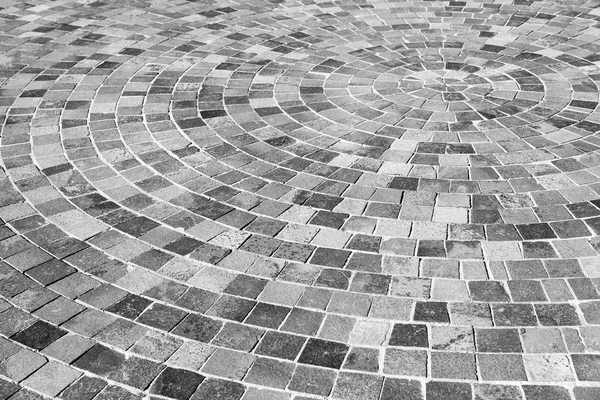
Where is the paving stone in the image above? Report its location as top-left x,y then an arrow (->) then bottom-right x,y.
380,378 -> 423,400
49,272 -> 100,299
171,314 -> 223,343
508,280 -> 547,301
449,302 -> 493,326
26,259 -> 76,285
94,385 -> 143,400
145,280 -> 188,303
34,296 -> 85,324
0,269 -> 36,300
281,308 -> 324,335
315,268 -> 351,290
202,349 -> 256,380
212,322 -> 264,351
521,328 -> 567,353
244,357 -> 295,389
492,303 -> 538,326
579,326 -> 600,352
478,354 -> 527,381
131,331 -> 182,361
8,389 -> 46,400
431,352 -> 477,379
523,354 -> 574,381
77,284 -> 127,309
10,320 -> 67,350
0,348 -> 46,381
11,286 -> 58,312
535,304 -> 581,326
426,381 -> 472,400
431,326 -> 475,352
389,323 -> 428,347
343,346 -> 380,372
0,337 -> 20,362
72,344 -> 126,378
573,387 -> 600,400
523,385 -> 572,400
241,388 -> 290,400
136,303 -> 188,331
331,371 -> 383,400
298,338 -> 349,369
206,295 -> 256,322
192,378 -> 246,400
5,247 -> 53,272
571,354 -> 600,381
310,248 -> 350,268
349,320 -> 389,346
21,361 -> 81,397
318,314 -> 356,342
469,281 -> 510,302
476,328 -> 522,353
255,331 -> 306,361
288,365 -> 336,397
224,275 -> 268,299
41,334 -> 94,363
369,296 -> 412,320
61,309 -> 116,337
245,302 -> 290,329
580,301 -> 600,324
105,293 -> 152,319
328,291 -> 372,316
414,301 -> 450,323
93,319 -> 147,350
150,367 -> 205,400
131,249 -> 174,271
59,376 -> 108,400
383,348 -> 427,376
107,355 -> 163,390
473,384 -> 523,400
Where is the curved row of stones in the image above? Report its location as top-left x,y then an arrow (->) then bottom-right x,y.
1,0 -> 600,399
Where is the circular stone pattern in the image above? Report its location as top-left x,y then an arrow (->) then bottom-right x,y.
398,67 -> 514,106
1,0 -> 600,399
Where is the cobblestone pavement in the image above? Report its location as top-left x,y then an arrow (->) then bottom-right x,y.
1,0 -> 600,399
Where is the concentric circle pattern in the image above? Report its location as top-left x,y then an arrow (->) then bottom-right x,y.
2,0 -> 600,399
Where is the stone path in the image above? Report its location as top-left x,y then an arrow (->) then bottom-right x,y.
0,0 -> 600,398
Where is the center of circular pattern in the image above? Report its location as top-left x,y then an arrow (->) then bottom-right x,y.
400,69 -> 496,103
392,66 -> 523,110
424,78 -> 469,94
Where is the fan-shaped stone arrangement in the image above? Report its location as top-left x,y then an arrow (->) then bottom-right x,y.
1,0 -> 600,399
